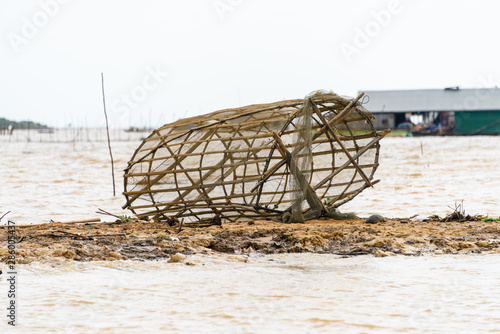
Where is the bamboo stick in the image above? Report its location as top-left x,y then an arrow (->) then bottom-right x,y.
161,154 -> 231,208
49,218 -> 101,224
124,175 -> 262,195
164,154 -> 249,212
250,153 -> 378,194
141,107 -> 295,144
314,129 -> 390,191
148,132 -> 273,148
131,145 -> 273,165
124,157 -> 272,177
129,189 -> 305,211
272,131 -> 329,215
311,99 -> 372,187
101,73 -> 116,196
123,129 -> 216,209
252,96 -> 368,194
331,179 -> 381,208
125,161 -> 379,199
312,92 -> 364,140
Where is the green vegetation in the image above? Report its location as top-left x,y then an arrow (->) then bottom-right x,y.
386,129 -> 410,137
119,215 -> 133,223
482,216 -> 500,222
0,117 -> 49,130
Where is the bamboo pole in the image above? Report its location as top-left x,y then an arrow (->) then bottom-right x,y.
310,99 -> 372,187
252,96 -> 367,194
272,131 -> 329,214
101,73 -> 116,196
141,104 -> 298,144
50,218 -> 101,224
314,129 -> 390,191
123,129 -> 216,209
131,144 -> 274,165
312,92 -> 364,140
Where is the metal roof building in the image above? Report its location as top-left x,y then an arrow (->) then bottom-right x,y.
359,88 -> 500,135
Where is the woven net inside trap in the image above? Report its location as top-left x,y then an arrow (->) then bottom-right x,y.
123,90 -> 389,222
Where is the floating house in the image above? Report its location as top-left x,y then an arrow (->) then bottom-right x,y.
361,88 -> 500,135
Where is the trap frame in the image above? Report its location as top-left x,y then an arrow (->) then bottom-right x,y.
123,90 -> 389,223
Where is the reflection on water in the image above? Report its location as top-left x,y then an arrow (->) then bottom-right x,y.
3,254 -> 499,333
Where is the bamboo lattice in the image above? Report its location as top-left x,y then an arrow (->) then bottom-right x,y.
122,90 -> 389,222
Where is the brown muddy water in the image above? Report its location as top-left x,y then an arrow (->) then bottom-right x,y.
1,131 -> 500,333
1,132 -> 499,223
3,254 -> 500,333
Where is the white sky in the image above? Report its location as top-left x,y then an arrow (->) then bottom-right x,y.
1,0 -> 500,128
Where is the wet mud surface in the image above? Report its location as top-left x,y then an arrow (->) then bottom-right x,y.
1,218 -> 500,263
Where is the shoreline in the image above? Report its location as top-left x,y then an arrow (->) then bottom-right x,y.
1,217 -> 500,264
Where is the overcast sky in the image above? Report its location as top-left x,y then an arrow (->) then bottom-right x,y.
1,0 -> 500,128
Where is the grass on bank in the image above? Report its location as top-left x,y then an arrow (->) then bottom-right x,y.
482,216 -> 500,222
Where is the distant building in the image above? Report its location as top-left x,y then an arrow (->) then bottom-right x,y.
360,87 -> 500,135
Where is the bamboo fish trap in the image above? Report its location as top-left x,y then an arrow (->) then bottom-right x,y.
123,90 -> 390,223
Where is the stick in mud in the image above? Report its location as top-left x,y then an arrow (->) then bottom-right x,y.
49,218 -> 101,224
101,73 -> 116,197
0,211 -> 10,222
96,208 -> 122,220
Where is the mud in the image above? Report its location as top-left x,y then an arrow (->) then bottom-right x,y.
1,218 -> 499,264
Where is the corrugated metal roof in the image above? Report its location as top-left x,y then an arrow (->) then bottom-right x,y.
359,88 -> 500,113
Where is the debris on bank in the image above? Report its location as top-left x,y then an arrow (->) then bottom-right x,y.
1,216 -> 499,264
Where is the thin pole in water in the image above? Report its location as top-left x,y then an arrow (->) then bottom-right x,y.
101,73 -> 116,196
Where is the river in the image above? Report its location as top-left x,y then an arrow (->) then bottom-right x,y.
1,131 -> 499,333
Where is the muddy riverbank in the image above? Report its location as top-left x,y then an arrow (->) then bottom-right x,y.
1,217 -> 500,264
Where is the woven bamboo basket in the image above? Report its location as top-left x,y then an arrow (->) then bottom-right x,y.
122,90 -> 389,222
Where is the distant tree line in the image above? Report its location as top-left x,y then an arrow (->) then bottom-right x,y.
0,117 -> 49,130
